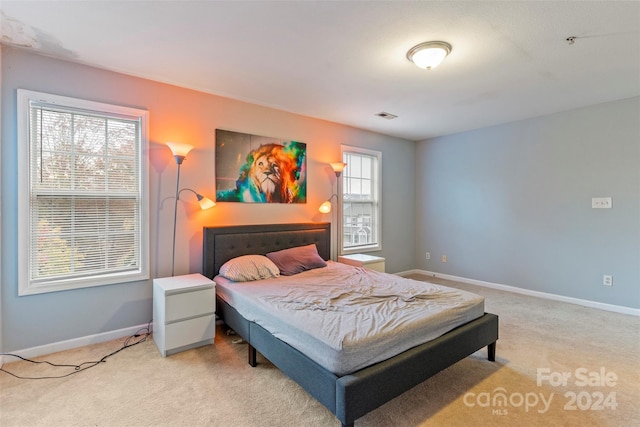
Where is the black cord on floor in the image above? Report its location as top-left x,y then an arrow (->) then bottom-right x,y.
0,320 -> 152,380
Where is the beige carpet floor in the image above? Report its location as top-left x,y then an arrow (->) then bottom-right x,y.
1,275 -> 638,427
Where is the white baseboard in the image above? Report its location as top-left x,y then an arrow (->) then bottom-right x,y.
0,323 -> 152,367
397,269 -> 640,317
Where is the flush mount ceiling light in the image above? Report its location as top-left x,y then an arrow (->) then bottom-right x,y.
406,41 -> 452,70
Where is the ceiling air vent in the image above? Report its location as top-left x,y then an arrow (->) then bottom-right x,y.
375,112 -> 398,120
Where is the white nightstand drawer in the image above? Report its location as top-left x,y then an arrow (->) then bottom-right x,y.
165,314 -> 215,351
361,261 -> 385,272
165,288 -> 215,322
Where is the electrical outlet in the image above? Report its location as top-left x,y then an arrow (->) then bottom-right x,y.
442,255 -> 447,263
603,275 -> 613,286
425,252 -> 430,260
592,197 -> 612,209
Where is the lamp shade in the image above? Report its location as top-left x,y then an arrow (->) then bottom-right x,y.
178,188 -> 216,210
407,41 -> 452,70
196,194 -> 216,210
330,162 -> 347,173
330,162 -> 347,177
166,142 -> 194,158
318,200 -> 332,213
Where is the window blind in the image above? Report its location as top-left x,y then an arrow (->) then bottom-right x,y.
341,148 -> 381,252
28,102 -> 142,284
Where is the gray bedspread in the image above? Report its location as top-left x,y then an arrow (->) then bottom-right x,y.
215,261 -> 484,375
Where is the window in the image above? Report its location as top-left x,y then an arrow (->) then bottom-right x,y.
340,146 -> 382,254
17,89 -> 149,295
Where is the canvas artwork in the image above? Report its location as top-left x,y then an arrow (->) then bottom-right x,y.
215,129 -> 307,203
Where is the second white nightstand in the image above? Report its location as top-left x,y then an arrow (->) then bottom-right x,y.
338,254 -> 386,273
153,273 -> 216,357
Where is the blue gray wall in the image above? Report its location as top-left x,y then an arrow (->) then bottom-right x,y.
416,97 -> 640,309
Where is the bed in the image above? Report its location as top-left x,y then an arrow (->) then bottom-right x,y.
203,222 -> 498,427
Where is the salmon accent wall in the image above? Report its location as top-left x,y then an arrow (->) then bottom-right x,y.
1,47 -> 416,351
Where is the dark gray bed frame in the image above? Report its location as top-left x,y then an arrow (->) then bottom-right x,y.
203,222 -> 498,427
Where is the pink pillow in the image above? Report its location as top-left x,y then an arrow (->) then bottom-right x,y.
219,255 -> 280,282
266,244 -> 327,276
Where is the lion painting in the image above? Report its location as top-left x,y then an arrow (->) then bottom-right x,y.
216,138 -> 306,203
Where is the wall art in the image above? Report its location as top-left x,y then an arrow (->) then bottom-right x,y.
215,129 -> 307,203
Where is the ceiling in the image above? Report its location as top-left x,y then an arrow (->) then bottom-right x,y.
1,1 -> 639,141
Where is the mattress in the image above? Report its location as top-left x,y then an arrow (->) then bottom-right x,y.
215,261 -> 484,375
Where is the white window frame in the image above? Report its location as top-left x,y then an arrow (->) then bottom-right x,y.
17,89 -> 149,295
340,145 -> 382,255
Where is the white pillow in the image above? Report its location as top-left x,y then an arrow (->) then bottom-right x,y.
219,255 -> 280,282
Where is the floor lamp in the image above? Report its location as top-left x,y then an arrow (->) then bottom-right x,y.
319,162 -> 347,260
167,142 -> 215,276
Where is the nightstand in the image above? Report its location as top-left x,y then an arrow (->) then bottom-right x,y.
153,273 -> 215,357
338,254 -> 386,273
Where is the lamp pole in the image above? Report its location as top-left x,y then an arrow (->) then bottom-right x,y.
334,184 -> 340,261
165,142 -> 217,277
331,163 -> 346,261
171,159 -> 183,277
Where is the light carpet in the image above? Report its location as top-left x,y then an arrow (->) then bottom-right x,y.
1,275 -> 638,426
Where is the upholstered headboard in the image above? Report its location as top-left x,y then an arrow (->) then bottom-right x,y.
202,222 -> 331,279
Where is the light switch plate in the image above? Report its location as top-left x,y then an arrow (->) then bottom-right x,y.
592,197 -> 612,209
